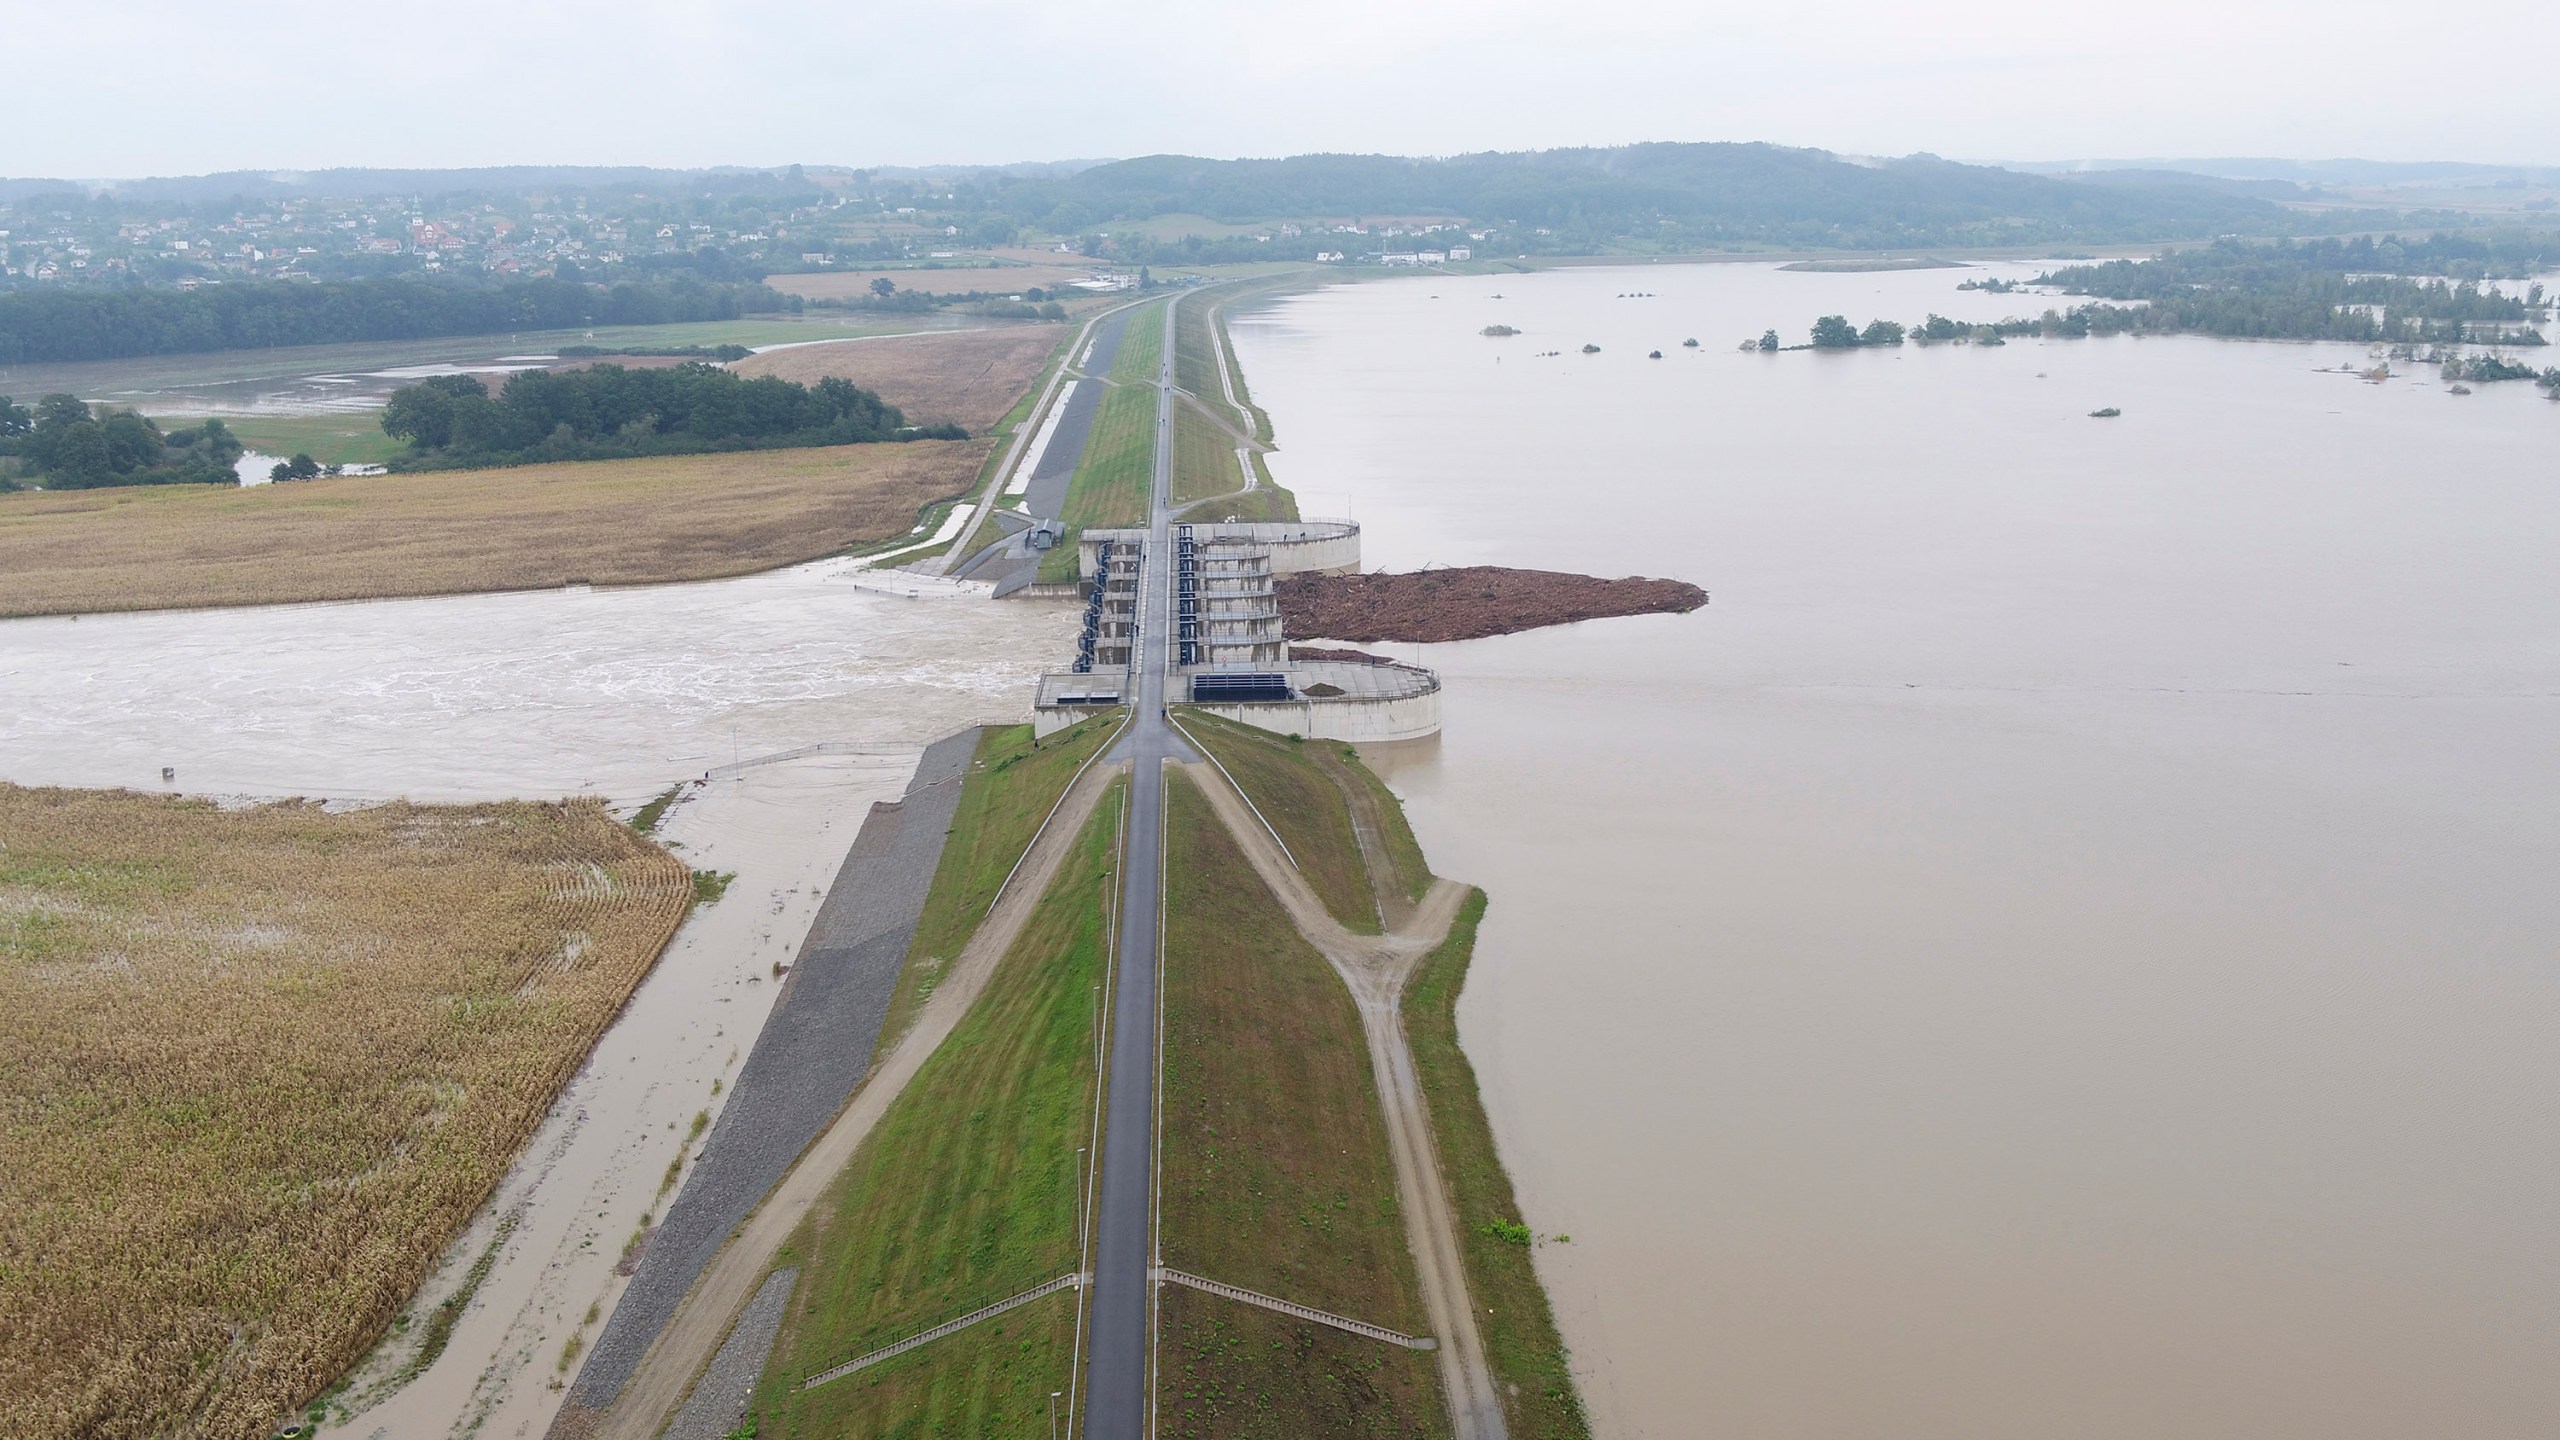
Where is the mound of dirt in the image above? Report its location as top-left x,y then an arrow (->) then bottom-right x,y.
1277,566 -> 1706,644
1288,645 -> 1402,666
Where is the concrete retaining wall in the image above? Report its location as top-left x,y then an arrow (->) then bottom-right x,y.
1190,687 -> 1441,743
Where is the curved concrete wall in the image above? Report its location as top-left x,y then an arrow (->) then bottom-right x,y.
1188,686 -> 1441,743
1184,519 -> 1362,576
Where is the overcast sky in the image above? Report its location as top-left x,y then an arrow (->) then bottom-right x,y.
8,0 -> 2554,178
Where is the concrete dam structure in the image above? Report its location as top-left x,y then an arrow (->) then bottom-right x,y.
1033,519 -> 1442,742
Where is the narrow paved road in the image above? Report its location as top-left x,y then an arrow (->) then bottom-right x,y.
1081,297 -> 1184,1439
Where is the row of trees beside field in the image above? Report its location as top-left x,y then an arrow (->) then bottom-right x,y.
380,362 -> 958,468
0,394 -> 243,488
0,275 -> 798,364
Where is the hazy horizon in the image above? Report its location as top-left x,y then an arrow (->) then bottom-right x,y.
9,0 -> 2553,178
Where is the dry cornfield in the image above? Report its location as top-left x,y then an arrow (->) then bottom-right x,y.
0,784 -> 693,1440
0,438 -> 988,618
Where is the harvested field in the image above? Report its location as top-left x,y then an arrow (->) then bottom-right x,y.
1277,566 -> 1707,644
0,440 -> 987,618
730,327 -> 1065,432
764,265 -> 1105,301
0,785 -> 691,1440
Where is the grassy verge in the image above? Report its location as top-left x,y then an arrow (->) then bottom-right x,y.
1158,769 -> 1445,1432
1174,712 -> 1380,934
748,780 -> 1123,1437
1402,891 -> 1589,1439
1170,396 -> 1246,507
0,439 -> 989,618
1318,744 -> 1431,907
1174,291 -> 1223,400
1111,298 -> 1166,385
874,714 -> 1124,1063
1175,485 -> 1300,526
1057,378 -> 1158,533
1159,1287 -> 1447,1440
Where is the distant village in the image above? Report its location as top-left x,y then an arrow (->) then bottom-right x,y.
0,174 -> 1500,291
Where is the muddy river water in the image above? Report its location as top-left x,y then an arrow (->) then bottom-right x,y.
1233,264 -> 2560,1439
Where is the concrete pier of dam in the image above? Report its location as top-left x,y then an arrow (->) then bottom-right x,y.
1033,517 -> 1442,742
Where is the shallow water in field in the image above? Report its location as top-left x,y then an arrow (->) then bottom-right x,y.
1235,263 -> 2560,1440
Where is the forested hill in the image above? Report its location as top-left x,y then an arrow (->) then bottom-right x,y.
0,276 -> 794,366
997,144 -> 2340,252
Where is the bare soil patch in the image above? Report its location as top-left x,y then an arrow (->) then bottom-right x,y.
730,328 -> 1063,432
0,441 -> 987,618
1277,566 -> 1707,644
0,785 -> 690,1440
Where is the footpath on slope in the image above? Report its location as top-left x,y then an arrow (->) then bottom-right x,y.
560,753 -> 1127,1440
1174,756 -> 1510,1440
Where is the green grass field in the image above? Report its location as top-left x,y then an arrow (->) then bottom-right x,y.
1175,484 -> 1300,526
1159,1287 -> 1449,1440
1174,294 -> 1223,400
1057,379 -> 1158,533
1174,715 -> 1381,933
1403,892 -> 1590,1439
1111,298 -> 1166,385
191,412 -> 408,468
1158,768 -> 1445,1432
876,716 -> 1123,1064
1170,397 -> 1246,507
748,780 -> 1124,1437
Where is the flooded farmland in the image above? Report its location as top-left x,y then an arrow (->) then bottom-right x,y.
1234,262 -> 2560,1440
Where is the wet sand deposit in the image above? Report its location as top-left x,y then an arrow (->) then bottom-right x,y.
1277,566 -> 1706,644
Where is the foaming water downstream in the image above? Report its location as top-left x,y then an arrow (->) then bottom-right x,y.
1234,264 -> 2560,1440
0,560 -> 1073,803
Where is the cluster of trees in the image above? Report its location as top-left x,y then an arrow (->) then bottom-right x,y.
1809,316 -> 1908,348
0,394 -> 242,488
380,363 -> 958,469
2034,240 -> 2545,344
2439,351 -> 2559,385
0,276 -> 797,365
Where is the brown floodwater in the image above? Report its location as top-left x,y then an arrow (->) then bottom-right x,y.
1233,263 -> 2560,1440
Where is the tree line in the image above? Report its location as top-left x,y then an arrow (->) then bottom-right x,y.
2033,239 -> 2545,343
0,275 -> 798,365
379,362 -> 960,469
0,395 -> 243,488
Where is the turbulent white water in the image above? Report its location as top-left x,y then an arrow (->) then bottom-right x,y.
0,559 -> 1072,803
1235,262 -> 2560,1440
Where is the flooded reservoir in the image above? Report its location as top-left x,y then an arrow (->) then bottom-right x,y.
1233,264 -> 2560,1439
